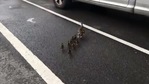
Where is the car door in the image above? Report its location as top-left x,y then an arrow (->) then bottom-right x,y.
100,0 -> 129,7
135,0 -> 149,16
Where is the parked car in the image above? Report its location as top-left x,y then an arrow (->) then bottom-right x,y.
53,0 -> 149,16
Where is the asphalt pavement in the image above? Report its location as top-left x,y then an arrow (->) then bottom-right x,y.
0,0 -> 149,84
29,0 -> 149,50
0,32 -> 46,84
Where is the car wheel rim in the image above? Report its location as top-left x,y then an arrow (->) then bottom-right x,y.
55,0 -> 63,5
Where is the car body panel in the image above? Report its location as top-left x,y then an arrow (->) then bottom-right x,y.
135,0 -> 149,16
100,0 -> 129,5
76,0 -> 133,12
75,0 -> 149,16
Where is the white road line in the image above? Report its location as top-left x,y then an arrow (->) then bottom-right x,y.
23,0 -> 149,55
0,22 -> 64,84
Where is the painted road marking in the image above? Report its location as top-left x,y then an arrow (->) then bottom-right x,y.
27,18 -> 36,24
23,0 -> 149,55
0,23 -> 64,84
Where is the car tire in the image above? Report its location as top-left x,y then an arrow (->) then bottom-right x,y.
53,0 -> 71,9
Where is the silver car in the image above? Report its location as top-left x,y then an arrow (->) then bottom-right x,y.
53,0 -> 149,16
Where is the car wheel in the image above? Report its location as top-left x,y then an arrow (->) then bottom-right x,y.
53,0 -> 71,9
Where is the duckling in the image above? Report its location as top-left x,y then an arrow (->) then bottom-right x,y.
70,36 -> 75,46
78,23 -> 85,38
68,48 -> 72,55
68,41 -> 71,49
70,37 -> 73,44
81,27 -> 85,36
80,23 -> 85,37
76,38 -> 79,45
71,42 -> 76,50
77,32 -> 81,39
61,43 -> 64,50
74,39 -> 78,46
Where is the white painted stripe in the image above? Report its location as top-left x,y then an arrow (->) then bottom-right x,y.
0,22 -> 64,84
23,0 -> 149,55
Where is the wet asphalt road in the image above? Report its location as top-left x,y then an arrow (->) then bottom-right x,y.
29,0 -> 149,50
0,33 -> 46,84
0,0 -> 149,84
